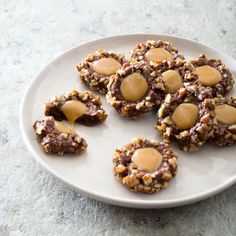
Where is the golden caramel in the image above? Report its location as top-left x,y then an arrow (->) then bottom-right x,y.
215,104 -> 236,125
131,147 -> 163,172
162,70 -> 183,93
54,121 -> 75,134
92,58 -> 121,76
145,48 -> 173,63
172,103 -> 199,130
120,73 -> 149,102
61,100 -> 87,127
195,65 -> 222,86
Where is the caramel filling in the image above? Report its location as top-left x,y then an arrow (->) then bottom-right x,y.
92,58 -> 121,76
54,121 -> 75,134
162,70 -> 183,93
120,73 -> 149,102
215,104 -> 236,125
195,65 -> 222,86
131,147 -> 163,172
61,100 -> 87,127
172,103 -> 199,130
145,48 -> 173,63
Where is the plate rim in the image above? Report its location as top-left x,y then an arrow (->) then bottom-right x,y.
19,33 -> 236,208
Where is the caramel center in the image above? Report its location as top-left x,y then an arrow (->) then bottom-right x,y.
172,103 -> 199,130
215,104 -> 236,125
92,58 -> 121,76
120,73 -> 149,102
162,70 -> 183,93
145,48 -> 173,63
195,65 -> 222,86
54,121 -> 75,134
61,100 -> 87,126
131,147 -> 163,172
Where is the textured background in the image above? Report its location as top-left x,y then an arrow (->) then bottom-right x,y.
1,0 -> 236,235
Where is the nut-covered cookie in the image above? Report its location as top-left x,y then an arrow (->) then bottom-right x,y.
156,87 -> 215,151
211,96 -> 236,146
33,116 -> 87,155
153,61 -> 197,95
106,61 -> 166,119
149,59 -> 206,97
112,137 -> 178,194
77,49 -> 127,94
187,54 -> 234,96
130,39 -> 185,69
44,90 -> 108,126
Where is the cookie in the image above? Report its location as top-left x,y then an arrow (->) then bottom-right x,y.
77,49 -> 127,94
156,86 -> 215,151
153,61 -> 197,95
188,54 -> 234,96
112,137 -> 178,194
33,116 -> 87,155
106,61 -> 166,119
211,96 -> 236,146
44,90 -> 108,126
130,39 -> 185,69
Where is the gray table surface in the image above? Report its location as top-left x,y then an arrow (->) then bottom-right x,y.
1,0 -> 236,235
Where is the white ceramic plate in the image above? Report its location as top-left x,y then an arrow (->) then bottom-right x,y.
20,34 -> 236,208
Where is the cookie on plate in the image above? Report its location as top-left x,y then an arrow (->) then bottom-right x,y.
77,49 -> 127,94
156,86 -> 215,151
106,61 -> 166,119
33,116 -> 87,155
187,54 -> 234,96
211,96 -> 236,146
153,60 -> 198,95
130,39 -> 185,69
112,137 -> 178,194
44,90 -> 108,126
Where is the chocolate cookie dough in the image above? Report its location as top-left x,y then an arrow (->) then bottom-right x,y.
106,61 -> 166,119
33,116 -> 87,155
156,87 -> 215,151
130,39 -> 185,69
211,96 -> 236,146
77,49 -> 127,94
187,54 -> 234,96
44,90 -> 108,126
112,137 -> 178,194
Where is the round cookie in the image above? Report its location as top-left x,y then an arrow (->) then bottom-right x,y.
130,39 -> 185,69
151,59 -> 206,98
44,90 -> 108,126
106,61 -> 166,119
77,49 -> 127,94
211,96 -> 236,146
112,137 -> 178,194
187,54 -> 234,96
153,61 -> 197,95
156,87 -> 215,151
